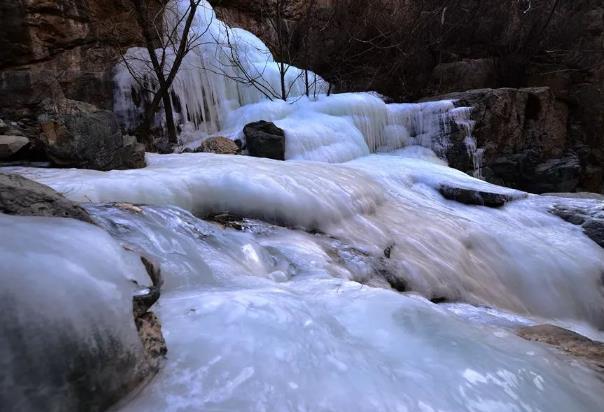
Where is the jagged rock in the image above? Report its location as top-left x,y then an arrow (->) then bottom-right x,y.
243,121 -> 285,160
438,184 -> 527,208
550,202 -> 604,248
0,172 -> 93,223
0,135 -> 29,159
194,136 -> 239,155
38,99 -> 146,170
517,325 -> 604,372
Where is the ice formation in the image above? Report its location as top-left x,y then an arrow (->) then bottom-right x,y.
2,0 -> 603,410
81,203 -> 602,412
9,151 -> 604,326
114,1 -> 483,168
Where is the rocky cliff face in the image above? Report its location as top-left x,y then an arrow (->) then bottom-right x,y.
0,0 -> 141,116
0,0 -> 147,170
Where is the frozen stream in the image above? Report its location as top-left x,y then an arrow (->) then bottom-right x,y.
5,149 -> 604,411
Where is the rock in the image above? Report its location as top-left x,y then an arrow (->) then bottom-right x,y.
243,121 -> 285,160
550,202 -> 604,248
38,99 -> 146,170
0,172 -> 93,223
438,184 -> 527,208
0,135 -> 29,159
431,59 -> 498,94
530,154 -> 581,193
194,136 -> 239,155
424,87 -> 583,193
135,312 -> 167,372
517,325 -> 604,371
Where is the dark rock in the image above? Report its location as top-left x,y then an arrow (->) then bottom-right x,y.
194,136 -> 240,155
0,135 -> 29,159
431,59 -> 498,94
424,87 -> 576,193
550,202 -> 604,248
0,172 -> 93,223
38,99 -> 146,170
530,154 -> 582,193
243,121 -> 285,160
583,220 -> 604,248
438,184 -> 527,208
517,324 -> 604,372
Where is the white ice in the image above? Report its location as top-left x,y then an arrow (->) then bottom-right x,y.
83,204 -> 604,412
0,214 -> 151,408
6,150 -> 604,326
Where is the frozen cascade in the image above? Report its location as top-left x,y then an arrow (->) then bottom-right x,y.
7,151 -> 604,326
74,202 -> 602,411
114,1 -> 484,167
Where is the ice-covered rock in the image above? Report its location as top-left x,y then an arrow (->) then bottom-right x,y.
0,214 -> 155,411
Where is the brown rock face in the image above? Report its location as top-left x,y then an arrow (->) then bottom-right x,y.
424,87 -> 584,193
0,0 -> 141,118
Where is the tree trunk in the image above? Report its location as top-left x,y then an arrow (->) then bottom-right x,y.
162,92 -> 178,144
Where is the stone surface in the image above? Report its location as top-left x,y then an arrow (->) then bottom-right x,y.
424,87 -> 587,193
517,324 -> 604,372
431,59 -> 498,94
550,202 -> 604,248
0,172 -> 93,223
195,136 -> 240,155
0,135 -> 30,159
243,121 -> 286,161
438,184 -> 527,208
38,99 -> 146,170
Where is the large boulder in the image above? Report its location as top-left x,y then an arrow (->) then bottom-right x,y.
551,201 -> 604,248
243,121 -> 285,160
38,99 -> 146,170
0,135 -> 29,159
0,172 -> 93,223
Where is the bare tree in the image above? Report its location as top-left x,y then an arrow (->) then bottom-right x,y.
207,0 -> 323,102
121,0 -> 206,148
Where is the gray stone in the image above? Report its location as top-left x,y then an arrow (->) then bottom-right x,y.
0,172 -> 93,223
438,184 -> 527,208
550,202 -> 604,248
0,135 -> 29,159
38,99 -> 146,171
243,121 -> 285,160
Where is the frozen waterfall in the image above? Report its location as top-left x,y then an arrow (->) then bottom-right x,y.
2,0 -> 603,410
113,1 -> 483,168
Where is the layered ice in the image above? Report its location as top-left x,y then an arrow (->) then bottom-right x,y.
7,150 -> 604,326
81,203 -> 604,412
114,1 -> 482,166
